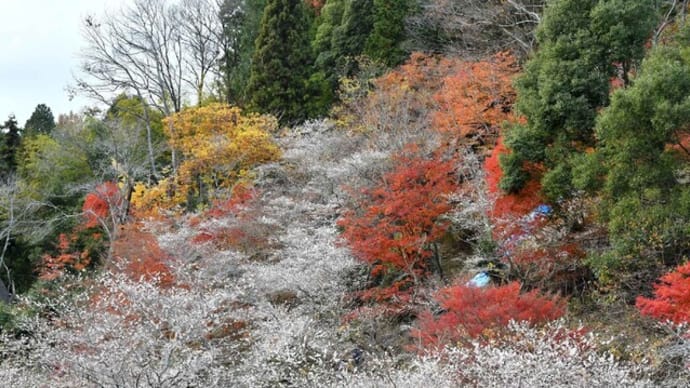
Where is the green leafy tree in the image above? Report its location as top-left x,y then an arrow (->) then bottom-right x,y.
23,104 -> 56,137
576,29 -> 690,284
247,0 -> 317,124
500,0 -> 656,201
364,0 -> 411,67
310,0 -> 374,108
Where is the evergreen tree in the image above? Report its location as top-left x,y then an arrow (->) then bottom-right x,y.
0,115 -> 22,178
313,0 -> 346,76
218,0 -> 267,105
331,0 -> 374,73
364,0 -> 411,67
310,0 -> 374,107
247,0 -> 316,124
313,0 -> 346,65
575,28 -> 690,281
23,104 -> 55,137
500,0 -> 656,201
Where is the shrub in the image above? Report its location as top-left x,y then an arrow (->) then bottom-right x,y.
110,224 -> 174,287
637,262 -> 690,324
82,181 -> 124,229
412,281 -> 565,350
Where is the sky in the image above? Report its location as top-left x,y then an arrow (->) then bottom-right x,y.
0,0 -> 128,126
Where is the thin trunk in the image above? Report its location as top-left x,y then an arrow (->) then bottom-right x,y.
431,243 -> 447,284
141,98 -> 159,183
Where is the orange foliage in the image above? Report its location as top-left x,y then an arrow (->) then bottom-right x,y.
345,53 -> 462,133
83,182 -> 122,229
412,281 -> 566,350
39,233 -> 96,280
375,52 -> 461,96
637,262 -> 690,324
668,129 -> 690,161
304,0 -> 324,12
111,224 -> 174,287
433,52 -> 519,141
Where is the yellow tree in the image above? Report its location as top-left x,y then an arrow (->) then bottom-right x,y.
133,103 -> 281,212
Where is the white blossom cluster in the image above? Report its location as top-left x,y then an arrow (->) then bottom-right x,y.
0,271 -> 245,386
0,119 -> 665,387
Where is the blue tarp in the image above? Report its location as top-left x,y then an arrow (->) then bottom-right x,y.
526,204 -> 552,223
467,272 -> 490,288
534,204 -> 552,215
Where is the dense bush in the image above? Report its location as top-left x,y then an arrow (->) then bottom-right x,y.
412,281 -> 565,350
637,262 -> 690,324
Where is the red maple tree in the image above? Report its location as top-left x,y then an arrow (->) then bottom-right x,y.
484,136 -> 544,240
338,148 -> 459,282
83,181 -> 123,229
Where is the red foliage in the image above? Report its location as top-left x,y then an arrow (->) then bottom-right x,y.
190,183 -> 273,252
191,231 -> 214,245
83,182 -> 122,229
40,182 -> 124,280
338,148 -> 459,277
484,136 -> 544,239
304,0 -> 324,12
636,262 -> 690,324
433,52 -> 519,142
39,233 -> 96,280
111,224 -> 174,287
412,281 -> 566,350
204,183 -> 256,220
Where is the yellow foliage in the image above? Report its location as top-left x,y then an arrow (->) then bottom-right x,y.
135,104 -> 281,212
130,179 -> 186,217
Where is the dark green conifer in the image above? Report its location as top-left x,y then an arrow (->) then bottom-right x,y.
364,0 -> 411,67
0,115 -> 22,178
218,0 -> 267,105
247,0 -> 316,124
23,104 -> 55,137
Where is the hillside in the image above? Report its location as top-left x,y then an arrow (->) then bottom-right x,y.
1,0 -> 690,386
0,118 -> 677,386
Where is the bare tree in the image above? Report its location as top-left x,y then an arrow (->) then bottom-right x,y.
74,0 -> 225,179
653,0 -> 690,44
0,176 -> 49,297
177,0 -> 223,104
407,0 -> 544,58
93,118 -> 158,232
